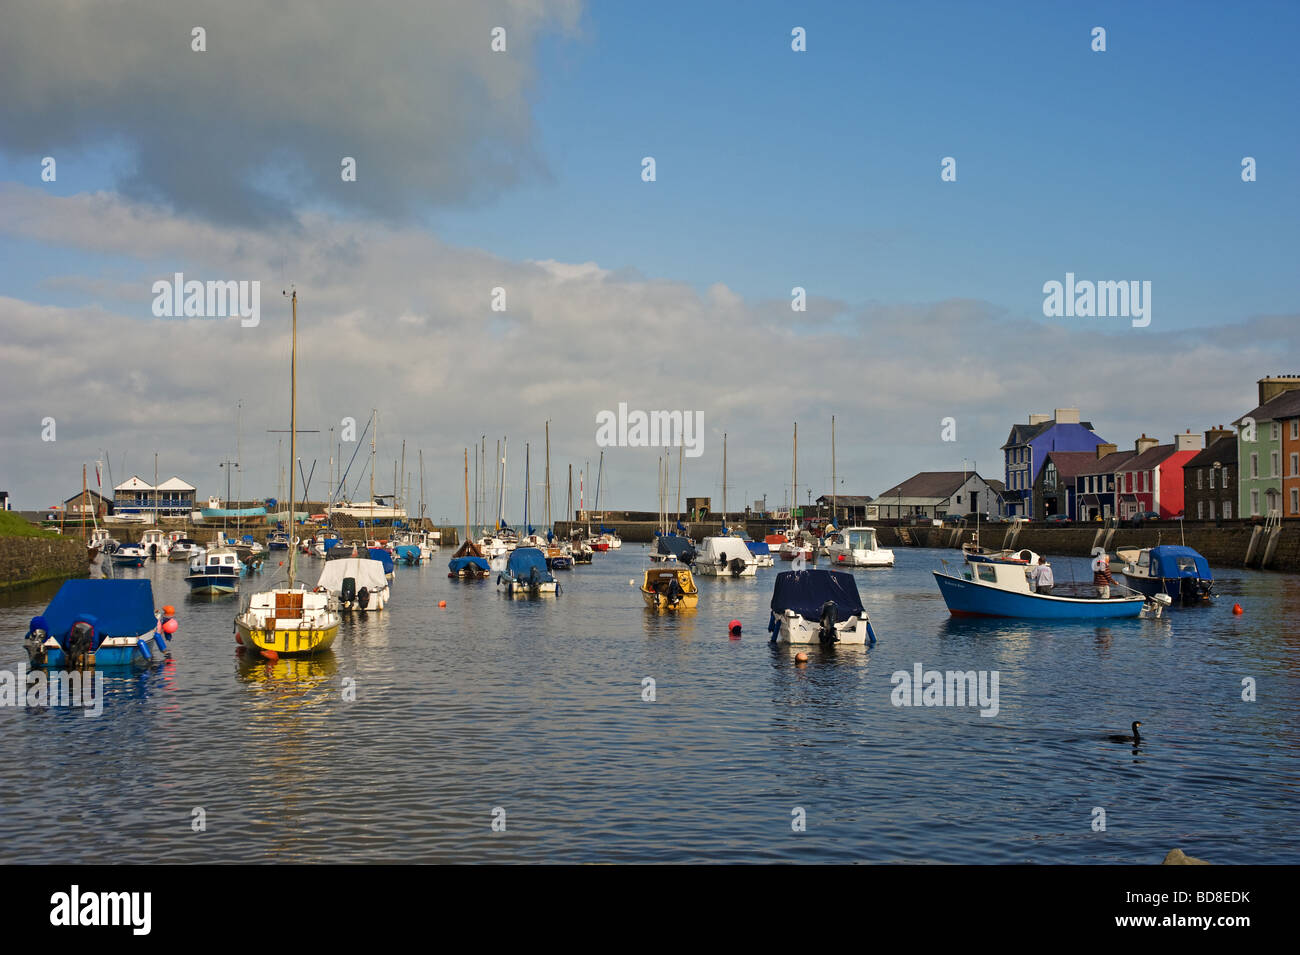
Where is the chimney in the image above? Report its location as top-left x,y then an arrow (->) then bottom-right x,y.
1204,425 -> 1233,446
1095,442 -> 1117,459
1028,413 -> 1051,425
1053,408 -> 1080,424
1174,431 -> 1203,452
1258,375 -> 1300,405
1134,433 -> 1159,455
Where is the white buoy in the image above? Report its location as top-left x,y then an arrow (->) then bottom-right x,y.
629,579 -> 636,586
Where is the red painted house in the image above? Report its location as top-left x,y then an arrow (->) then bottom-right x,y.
1115,432 -> 1203,519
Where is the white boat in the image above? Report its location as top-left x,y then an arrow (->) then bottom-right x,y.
316,557 -> 390,611
768,569 -> 877,645
327,498 -> 408,521
139,529 -> 171,559
825,526 -> 895,568
778,531 -> 815,562
112,544 -> 147,567
694,536 -> 759,576
187,548 -> 241,594
497,547 -> 558,595
168,538 -> 206,562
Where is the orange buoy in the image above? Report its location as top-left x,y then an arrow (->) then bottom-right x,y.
1232,603 -> 1243,615
262,649 -> 279,662
728,619 -> 742,638
795,651 -> 809,664
162,605 -> 175,615
438,600 -> 446,608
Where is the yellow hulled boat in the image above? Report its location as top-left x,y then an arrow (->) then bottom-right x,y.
235,587 -> 339,656
641,566 -> 699,610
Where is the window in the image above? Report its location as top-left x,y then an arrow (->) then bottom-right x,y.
1197,501 -> 1204,519
1292,419 -> 1299,440
1208,500 -> 1216,520
1224,500 -> 1232,518
1272,422 -> 1280,441
1223,467 -> 1231,488
1197,468 -> 1203,490
1251,453 -> 1259,479
1292,453 -> 1299,478
1293,488 -> 1300,516
1251,489 -> 1260,517
1209,468 -> 1215,489
976,564 -> 998,583
1272,451 -> 1280,478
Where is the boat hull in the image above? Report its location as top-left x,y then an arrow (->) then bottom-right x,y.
828,549 -> 895,568
773,612 -> 873,645
934,571 -> 1146,619
234,619 -> 337,655
1120,574 -> 1212,604
36,631 -> 167,668
187,577 -> 238,595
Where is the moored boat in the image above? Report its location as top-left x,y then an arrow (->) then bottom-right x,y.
315,557 -> 390,611
641,566 -> 699,610
694,536 -> 758,576
497,546 -> 558,595
23,579 -> 175,668
168,538 -> 205,562
767,569 -> 876,645
186,548 -> 241,594
825,526 -> 895,568
1117,545 -> 1214,604
111,544 -> 147,568
933,559 -> 1166,619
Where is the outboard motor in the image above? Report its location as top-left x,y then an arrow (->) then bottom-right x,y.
728,556 -> 747,576
357,586 -> 371,611
23,625 -> 48,667
65,620 -> 95,669
340,576 -> 357,608
817,600 -> 839,645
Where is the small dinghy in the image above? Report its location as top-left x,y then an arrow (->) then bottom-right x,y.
448,539 -> 491,578
23,579 -> 175,668
768,569 -> 876,645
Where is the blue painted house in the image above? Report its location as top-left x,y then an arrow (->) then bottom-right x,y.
1001,409 -> 1107,518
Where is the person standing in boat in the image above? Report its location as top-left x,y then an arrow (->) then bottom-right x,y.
1029,556 -> 1053,595
1093,553 -> 1116,599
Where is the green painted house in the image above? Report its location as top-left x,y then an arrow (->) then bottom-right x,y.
1232,378 -> 1300,518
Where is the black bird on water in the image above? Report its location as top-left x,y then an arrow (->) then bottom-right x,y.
1108,721 -> 1143,743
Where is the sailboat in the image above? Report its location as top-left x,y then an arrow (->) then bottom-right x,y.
234,290 -> 341,656
449,448 -> 490,578
778,422 -> 814,561
696,433 -> 757,576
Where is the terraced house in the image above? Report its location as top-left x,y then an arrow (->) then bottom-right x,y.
1232,378 -> 1300,518
1001,408 -> 1106,518
1182,428 -> 1237,522
1269,400 -> 1300,520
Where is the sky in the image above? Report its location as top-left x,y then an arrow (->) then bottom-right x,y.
1,0 -> 1297,522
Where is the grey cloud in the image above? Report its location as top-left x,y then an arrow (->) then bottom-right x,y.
0,0 -> 582,224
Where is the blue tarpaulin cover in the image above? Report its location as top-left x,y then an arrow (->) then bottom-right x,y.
769,570 -> 865,621
40,579 -> 156,638
449,556 -> 490,573
1148,546 -> 1212,580
655,535 -> 696,561
746,541 -> 771,556
506,547 -> 554,581
367,548 -> 395,573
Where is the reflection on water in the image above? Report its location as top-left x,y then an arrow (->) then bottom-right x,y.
0,547 -> 1296,863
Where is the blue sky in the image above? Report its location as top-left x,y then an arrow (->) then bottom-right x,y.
1,0 -> 1297,515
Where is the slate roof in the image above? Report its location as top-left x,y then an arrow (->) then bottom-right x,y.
876,471 -> 974,502
1184,435 -> 1238,469
1040,451 -> 1098,482
1077,449 -> 1138,476
1233,388 -> 1300,425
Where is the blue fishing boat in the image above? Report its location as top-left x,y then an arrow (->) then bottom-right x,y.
1117,546 -> 1214,604
498,547 -> 558,595
22,579 -> 174,668
933,560 -> 1165,619
394,543 -> 422,565
185,548 -> 241,594
267,531 -> 291,551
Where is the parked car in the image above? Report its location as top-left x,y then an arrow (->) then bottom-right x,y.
1045,514 -> 1072,525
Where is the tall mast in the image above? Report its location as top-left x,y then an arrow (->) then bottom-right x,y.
544,421 -> 552,530
722,433 -> 727,531
463,448 -> 470,545
368,409 -> 377,533
792,421 -> 798,531
419,449 -> 425,523
524,442 -> 530,532
399,439 -> 406,522
831,414 -> 836,528
288,289 -> 298,586
499,438 -> 508,530
676,445 -> 683,525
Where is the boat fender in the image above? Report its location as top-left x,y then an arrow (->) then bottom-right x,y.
137,638 -> 153,661
818,601 -> 839,645
155,632 -> 168,652
314,586 -> 327,594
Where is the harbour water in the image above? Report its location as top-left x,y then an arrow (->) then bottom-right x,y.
1,547 -> 1296,864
